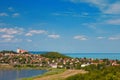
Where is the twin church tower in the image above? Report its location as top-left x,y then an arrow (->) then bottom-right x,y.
17,48 -> 28,54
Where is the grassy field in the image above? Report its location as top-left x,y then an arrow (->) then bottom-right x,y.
22,69 -> 87,80
0,64 -> 14,69
22,69 -> 66,80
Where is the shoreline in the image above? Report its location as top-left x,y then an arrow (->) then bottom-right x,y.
0,64 -> 51,70
22,69 -> 87,80
0,64 -> 14,70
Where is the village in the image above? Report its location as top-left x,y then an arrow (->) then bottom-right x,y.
0,49 -> 120,69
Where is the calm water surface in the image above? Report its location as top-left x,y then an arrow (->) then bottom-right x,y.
30,52 -> 120,60
65,53 -> 120,60
0,69 -> 47,80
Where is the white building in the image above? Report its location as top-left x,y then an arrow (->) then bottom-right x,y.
17,48 -> 28,53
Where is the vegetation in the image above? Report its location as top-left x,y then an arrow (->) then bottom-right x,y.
41,52 -> 71,59
22,69 -> 66,80
22,52 -> 30,54
1,50 -> 120,80
0,50 -> 17,54
22,65 -> 120,80
66,66 -> 120,80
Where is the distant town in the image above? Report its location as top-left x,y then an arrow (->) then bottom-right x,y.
0,49 -> 120,69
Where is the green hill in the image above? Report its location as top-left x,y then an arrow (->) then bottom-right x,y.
0,50 -> 17,54
41,52 -> 70,58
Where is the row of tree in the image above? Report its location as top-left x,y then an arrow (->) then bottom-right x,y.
66,65 -> 120,80
0,50 -> 17,54
41,52 -> 71,59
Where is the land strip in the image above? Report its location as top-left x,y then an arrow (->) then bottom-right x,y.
34,69 -> 87,80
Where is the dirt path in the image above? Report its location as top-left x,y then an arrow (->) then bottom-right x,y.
34,70 -> 87,80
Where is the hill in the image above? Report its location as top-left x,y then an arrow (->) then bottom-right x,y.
0,50 -> 17,54
41,52 -> 71,58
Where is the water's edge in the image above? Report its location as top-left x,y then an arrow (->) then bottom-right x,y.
0,69 -> 47,80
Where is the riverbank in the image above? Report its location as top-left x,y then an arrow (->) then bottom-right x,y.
0,64 -> 14,69
0,69 -> 47,80
22,69 -> 87,80
0,64 -> 51,70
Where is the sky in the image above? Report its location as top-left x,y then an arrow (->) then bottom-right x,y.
0,0 -> 120,53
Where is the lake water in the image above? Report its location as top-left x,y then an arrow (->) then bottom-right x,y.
65,53 -> 120,60
30,52 -> 120,60
0,69 -> 47,80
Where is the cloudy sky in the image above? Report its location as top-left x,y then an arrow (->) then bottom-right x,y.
0,0 -> 120,53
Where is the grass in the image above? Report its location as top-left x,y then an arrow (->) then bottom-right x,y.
22,68 -> 66,80
33,69 -> 87,80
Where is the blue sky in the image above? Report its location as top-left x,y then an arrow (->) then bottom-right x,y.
0,0 -> 120,53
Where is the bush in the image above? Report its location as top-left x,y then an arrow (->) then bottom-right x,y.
66,66 -> 120,80
41,52 -> 70,59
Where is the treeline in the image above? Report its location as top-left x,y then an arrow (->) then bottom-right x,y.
66,65 -> 120,80
0,50 -> 17,54
0,50 -> 30,54
41,52 -> 71,59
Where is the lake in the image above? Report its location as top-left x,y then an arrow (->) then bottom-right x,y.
0,69 -> 47,80
65,53 -> 120,60
30,51 -> 120,60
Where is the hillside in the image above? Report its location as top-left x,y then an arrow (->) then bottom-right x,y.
0,50 -> 17,54
41,52 -> 71,58
34,69 -> 87,80
66,66 -> 120,80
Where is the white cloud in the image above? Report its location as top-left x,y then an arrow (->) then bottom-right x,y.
0,13 -> 9,16
52,11 -> 89,18
69,0 -> 120,14
74,35 -> 88,40
105,2 -> 120,14
0,34 -> 14,42
106,19 -> 120,25
69,0 -> 108,10
12,13 -> 20,17
4,38 -> 12,42
108,36 -> 120,40
0,28 -> 23,35
0,36 -> 22,42
52,12 -> 71,17
97,36 -> 105,39
12,38 -> 22,42
25,33 -> 33,36
4,38 -> 22,42
48,34 -> 60,39
0,27 -> 24,43
109,37 -> 120,40
1,34 -> 14,39
8,7 -> 14,11
82,12 -> 89,16
52,13 -> 62,16
27,39 -> 32,42
25,30 -> 47,36
29,30 -> 47,34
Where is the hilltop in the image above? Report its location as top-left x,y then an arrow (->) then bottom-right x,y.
0,50 -> 17,54
41,52 -> 71,58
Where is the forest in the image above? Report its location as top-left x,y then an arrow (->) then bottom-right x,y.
66,65 -> 120,80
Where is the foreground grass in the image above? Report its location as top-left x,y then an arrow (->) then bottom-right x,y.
22,69 -> 87,80
34,69 -> 87,80
22,68 -> 66,80
66,66 -> 120,80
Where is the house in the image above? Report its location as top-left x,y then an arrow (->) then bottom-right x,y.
50,64 -> 57,68
81,63 -> 90,67
58,65 -> 63,68
17,48 -> 28,54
